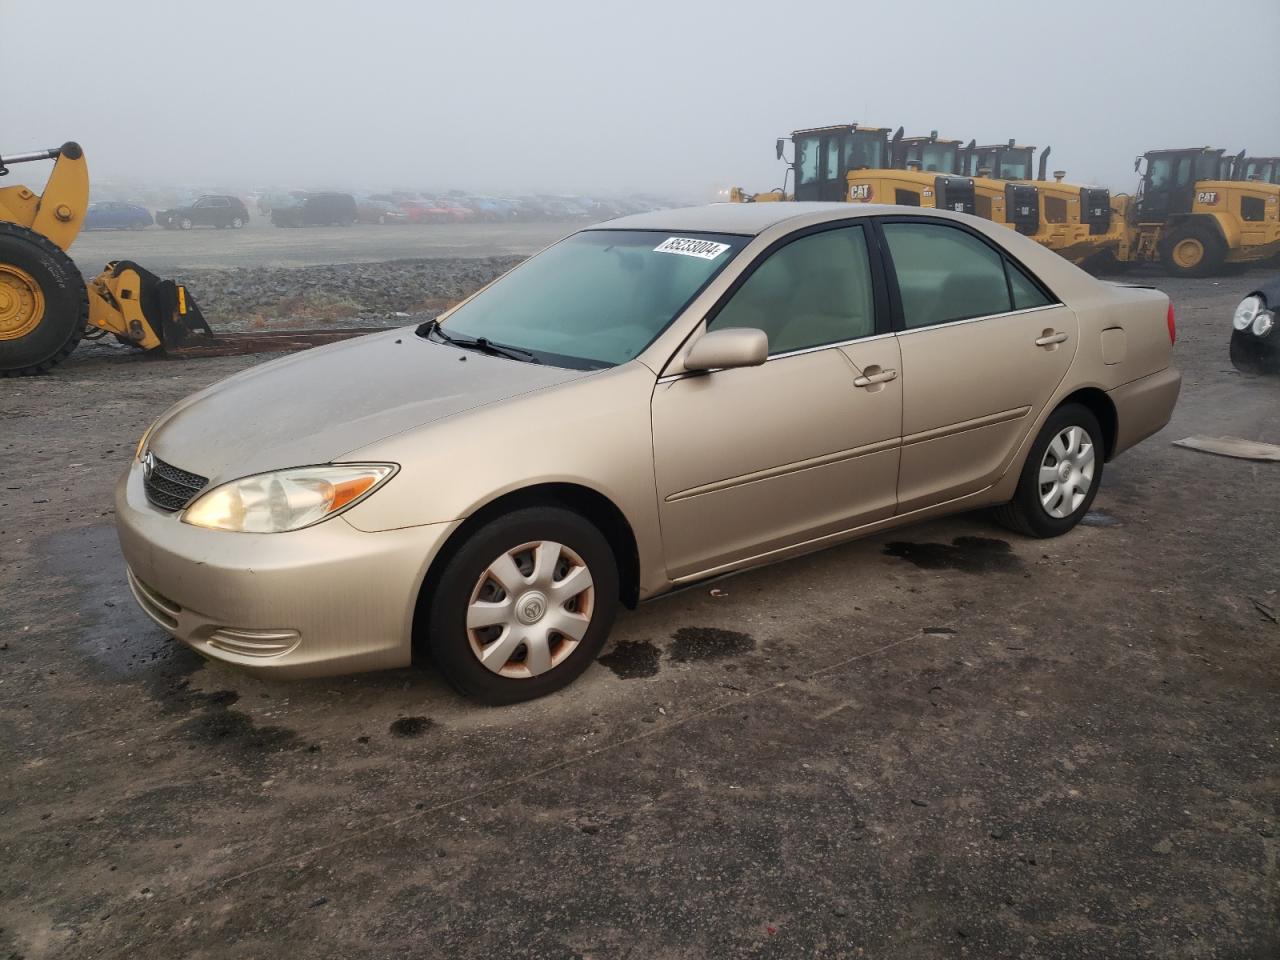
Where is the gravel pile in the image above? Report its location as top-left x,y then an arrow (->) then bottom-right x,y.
158,256 -> 526,331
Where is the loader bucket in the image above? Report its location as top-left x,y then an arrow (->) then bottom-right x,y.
94,260 -> 213,349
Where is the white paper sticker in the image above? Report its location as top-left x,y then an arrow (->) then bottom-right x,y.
653,237 -> 731,260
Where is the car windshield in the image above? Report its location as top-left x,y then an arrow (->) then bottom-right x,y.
436,229 -> 748,369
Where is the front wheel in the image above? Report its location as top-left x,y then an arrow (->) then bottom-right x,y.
179,217 -> 193,231
1160,222 -> 1226,277
994,403 -> 1103,538
231,217 -> 244,229
425,507 -> 619,704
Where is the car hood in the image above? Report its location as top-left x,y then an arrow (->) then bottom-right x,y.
147,328 -> 593,485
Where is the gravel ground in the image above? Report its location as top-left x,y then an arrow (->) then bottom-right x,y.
164,257 -> 526,330
1,270 -> 1278,959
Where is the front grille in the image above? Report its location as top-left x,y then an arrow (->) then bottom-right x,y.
143,454 -> 208,511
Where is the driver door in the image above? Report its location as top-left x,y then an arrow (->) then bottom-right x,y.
650,223 -> 902,580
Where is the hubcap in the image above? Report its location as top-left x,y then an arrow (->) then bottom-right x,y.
0,263 -> 45,341
466,540 -> 594,679
1038,425 -> 1096,519
1172,238 -> 1203,269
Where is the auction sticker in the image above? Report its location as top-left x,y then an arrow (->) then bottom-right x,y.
654,237 -> 731,259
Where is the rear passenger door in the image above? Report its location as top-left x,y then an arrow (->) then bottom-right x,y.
876,218 -> 1078,512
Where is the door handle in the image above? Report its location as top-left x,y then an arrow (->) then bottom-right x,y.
853,368 -> 898,388
1035,331 -> 1069,347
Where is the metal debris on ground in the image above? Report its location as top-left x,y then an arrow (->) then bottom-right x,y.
1251,597 -> 1277,624
1172,436 -> 1280,462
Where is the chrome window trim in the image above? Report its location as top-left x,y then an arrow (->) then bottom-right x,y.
654,303 -> 1063,383
894,301 -> 1063,338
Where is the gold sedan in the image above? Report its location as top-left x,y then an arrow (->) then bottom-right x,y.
117,203 -> 1181,702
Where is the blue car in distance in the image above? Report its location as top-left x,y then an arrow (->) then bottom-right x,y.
84,201 -> 153,230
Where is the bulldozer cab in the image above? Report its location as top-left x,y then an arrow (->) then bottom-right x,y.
1136,148 -> 1225,222
963,143 -> 1035,181
893,135 -> 961,174
790,125 -> 891,201
1236,157 -> 1280,186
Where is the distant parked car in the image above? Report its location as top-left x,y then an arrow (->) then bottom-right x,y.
84,202 -> 152,230
271,192 -> 358,227
356,198 -> 407,224
399,199 -> 471,224
157,195 -> 250,230
1230,275 -> 1279,375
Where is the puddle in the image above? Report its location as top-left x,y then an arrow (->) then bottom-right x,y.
883,537 -> 1022,574
1080,511 -> 1122,528
38,525 -> 199,677
598,639 -> 661,679
669,627 -> 755,663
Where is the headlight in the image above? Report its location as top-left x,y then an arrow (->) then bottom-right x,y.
183,464 -> 396,533
1233,295 -> 1262,331
1254,310 -> 1275,338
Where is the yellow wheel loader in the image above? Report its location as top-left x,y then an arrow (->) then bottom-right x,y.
1120,147 -> 1280,277
0,142 -> 210,376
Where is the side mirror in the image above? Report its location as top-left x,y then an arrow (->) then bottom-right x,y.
775,138 -> 786,161
684,328 -> 768,372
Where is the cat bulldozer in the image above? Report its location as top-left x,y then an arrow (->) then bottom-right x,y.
1118,147 -> 1280,276
0,142 -> 210,376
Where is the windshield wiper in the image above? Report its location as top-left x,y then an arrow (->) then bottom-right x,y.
415,317 -> 540,363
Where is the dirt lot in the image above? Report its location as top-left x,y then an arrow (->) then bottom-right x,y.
1,262 -> 1278,959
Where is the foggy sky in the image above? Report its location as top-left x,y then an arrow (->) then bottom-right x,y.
4,0 -> 1278,199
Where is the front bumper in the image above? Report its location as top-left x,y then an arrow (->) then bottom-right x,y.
115,465 -> 455,678
1230,329 -> 1280,375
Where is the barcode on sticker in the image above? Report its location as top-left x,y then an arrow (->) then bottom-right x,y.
654,237 -> 731,260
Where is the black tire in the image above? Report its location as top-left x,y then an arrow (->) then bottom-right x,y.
993,403 -> 1104,538
0,223 -> 88,377
179,217 -> 193,231
425,506 -> 620,705
1159,221 -> 1226,278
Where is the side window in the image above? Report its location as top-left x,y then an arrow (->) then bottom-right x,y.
796,137 -> 819,186
823,137 -> 841,182
708,225 -> 876,355
882,222 -> 1012,329
193,197 -> 211,208
1006,261 -> 1052,310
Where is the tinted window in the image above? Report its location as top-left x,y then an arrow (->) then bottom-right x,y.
1007,261 -> 1052,310
845,132 -> 884,171
709,225 -> 875,354
883,222 -> 1012,328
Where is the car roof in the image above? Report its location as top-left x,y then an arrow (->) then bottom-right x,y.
593,202 -> 893,236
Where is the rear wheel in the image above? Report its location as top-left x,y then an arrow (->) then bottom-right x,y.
0,223 -> 87,377
994,403 -> 1103,538
1160,222 -> 1226,277
425,507 -> 619,704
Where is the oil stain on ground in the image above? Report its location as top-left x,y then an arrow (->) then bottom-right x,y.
883,536 -> 1023,574
669,627 -> 755,662
177,688 -> 299,753
389,716 -> 434,738
599,639 -> 661,679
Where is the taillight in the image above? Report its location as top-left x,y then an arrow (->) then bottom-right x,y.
1167,302 -> 1177,344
